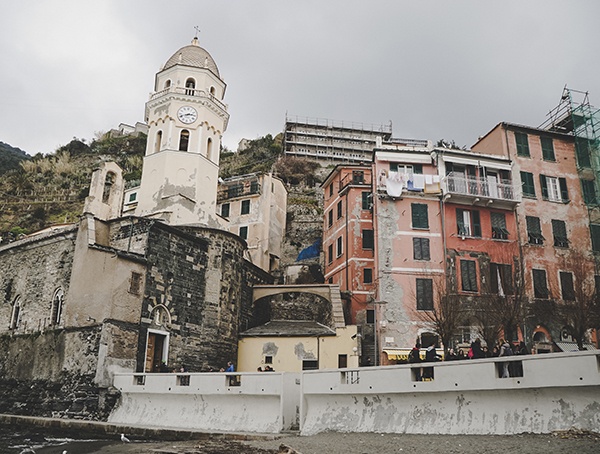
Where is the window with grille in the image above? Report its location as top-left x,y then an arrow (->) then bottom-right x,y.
541,137 -> 555,161
413,237 -> 430,261
533,269 -> 549,299
515,132 -> 530,157
411,203 -> 429,229
552,219 -> 569,248
460,259 -> 478,292
491,212 -> 509,240
526,216 -> 544,245
416,278 -> 433,310
560,271 -> 575,301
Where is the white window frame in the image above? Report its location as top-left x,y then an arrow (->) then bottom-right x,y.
547,176 -> 561,202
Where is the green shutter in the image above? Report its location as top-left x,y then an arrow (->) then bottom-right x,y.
559,178 -> 569,203
472,210 -> 481,237
539,174 -> 548,199
541,137 -> 555,161
591,224 -> 600,252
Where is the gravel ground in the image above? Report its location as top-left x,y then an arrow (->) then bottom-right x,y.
33,430 -> 599,454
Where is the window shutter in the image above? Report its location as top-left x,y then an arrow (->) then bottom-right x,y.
422,238 -> 430,261
490,263 -> 499,294
539,175 -> 548,199
591,224 -> 600,252
413,238 -> 421,260
472,210 -> 481,237
559,178 -> 569,203
456,209 -> 466,235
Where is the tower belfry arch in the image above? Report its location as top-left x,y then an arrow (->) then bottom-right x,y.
252,284 -> 346,328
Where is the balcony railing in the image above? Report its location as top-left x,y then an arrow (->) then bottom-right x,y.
150,86 -> 227,112
217,180 -> 261,203
443,172 -> 515,201
339,170 -> 372,191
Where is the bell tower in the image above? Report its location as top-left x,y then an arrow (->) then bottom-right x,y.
135,37 -> 229,226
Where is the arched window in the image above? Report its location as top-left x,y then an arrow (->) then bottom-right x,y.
155,130 -> 162,153
210,86 -> 216,96
185,78 -> 196,95
164,79 -> 171,89
51,288 -> 64,325
207,137 -> 213,160
10,296 -> 21,330
179,130 -> 190,152
102,172 -> 116,203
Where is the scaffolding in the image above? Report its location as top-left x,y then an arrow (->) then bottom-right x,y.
540,86 -> 600,174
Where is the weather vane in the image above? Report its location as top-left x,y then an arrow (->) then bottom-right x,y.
194,26 -> 201,39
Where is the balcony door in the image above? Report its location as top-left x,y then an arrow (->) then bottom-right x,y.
487,171 -> 499,198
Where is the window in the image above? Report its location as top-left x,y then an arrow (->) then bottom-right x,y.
416,278 -> 433,310
491,212 -> 509,240
302,360 -> 319,370
413,238 -> 430,261
411,203 -> 429,229
207,137 -> 213,160
552,219 -> 568,248
155,130 -> 162,153
526,216 -> 544,245
352,171 -> 364,184
515,132 -> 530,157
541,137 -> 555,161
456,208 -> 481,237
328,244 -> 333,264
337,200 -> 343,219
239,226 -> 248,240
520,171 -> 536,197
164,79 -> 171,89
362,191 -> 372,210
221,203 -> 230,218
390,163 -> 422,174
362,229 -> 374,249
328,210 -> 333,228
10,296 -> 21,330
241,200 -> 250,215
460,260 -> 478,292
102,172 -> 115,204
336,236 -> 343,257
540,175 -> 568,203
490,263 -> 513,295
329,184 -> 333,197
128,192 -> 137,203
591,224 -> 600,252
581,179 -> 598,205
560,271 -> 575,301
533,269 -> 549,299
179,129 -> 190,151
575,137 -> 592,168
185,78 -> 196,95
338,354 -> 348,369
366,309 -> 375,324
264,356 -> 273,364
50,288 -> 64,325
363,268 -> 373,284
129,272 -> 142,295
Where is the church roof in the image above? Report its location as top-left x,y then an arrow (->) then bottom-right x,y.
163,37 -> 220,77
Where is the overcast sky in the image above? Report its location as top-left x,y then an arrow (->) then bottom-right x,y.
1,0 -> 599,156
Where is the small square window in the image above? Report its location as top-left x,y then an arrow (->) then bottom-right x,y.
264,356 -> 273,364
363,268 -> 373,284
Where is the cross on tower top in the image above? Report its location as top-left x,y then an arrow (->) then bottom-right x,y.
194,26 -> 201,38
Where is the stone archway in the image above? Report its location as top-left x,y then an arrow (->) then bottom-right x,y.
252,284 -> 345,328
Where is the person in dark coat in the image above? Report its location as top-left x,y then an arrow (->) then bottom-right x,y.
408,342 -> 422,381
422,344 -> 441,379
470,338 -> 485,359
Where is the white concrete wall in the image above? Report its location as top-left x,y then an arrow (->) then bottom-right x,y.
301,351 -> 600,435
110,371 -> 301,433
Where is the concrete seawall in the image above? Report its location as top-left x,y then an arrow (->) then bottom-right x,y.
108,351 -> 600,436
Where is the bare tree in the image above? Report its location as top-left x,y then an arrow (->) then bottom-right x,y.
411,272 -> 465,355
554,252 -> 600,350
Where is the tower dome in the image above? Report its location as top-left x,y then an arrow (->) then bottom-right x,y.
163,37 -> 220,77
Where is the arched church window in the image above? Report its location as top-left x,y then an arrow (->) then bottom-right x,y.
155,130 -> 162,153
164,79 -> 171,89
185,78 -> 196,95
10,296 -> 21,330
102,172 -> 116,203
51,288 -> 64,326
179,130 -> 190,152
207,137 -> 213,160
210,86 -> 215,96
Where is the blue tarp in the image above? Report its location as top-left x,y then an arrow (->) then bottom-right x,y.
296,238 -> 321,261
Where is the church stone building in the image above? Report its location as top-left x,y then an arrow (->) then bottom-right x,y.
0,38 -> 273,418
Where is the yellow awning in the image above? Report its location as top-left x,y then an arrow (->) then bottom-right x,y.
383,348 -> 442,361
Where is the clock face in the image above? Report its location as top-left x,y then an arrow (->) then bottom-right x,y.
177,106 -> 198,124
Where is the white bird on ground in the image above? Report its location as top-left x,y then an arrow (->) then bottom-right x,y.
19,448 -> 36,454
62,451 -> 68,454
121,433 -> 131,443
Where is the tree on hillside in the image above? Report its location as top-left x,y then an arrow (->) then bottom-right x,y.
273,156 -> 320,186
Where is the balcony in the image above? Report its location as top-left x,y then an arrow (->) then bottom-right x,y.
339,170 -> 372,192
149,86 -> 228,112
217,178 -> 261,203
442,172 -> 518,208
